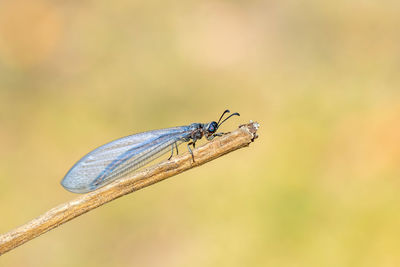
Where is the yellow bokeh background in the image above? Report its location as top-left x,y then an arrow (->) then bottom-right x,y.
1,0 -> 400,266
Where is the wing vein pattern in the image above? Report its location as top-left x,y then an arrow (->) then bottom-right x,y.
61,126 -> 190,193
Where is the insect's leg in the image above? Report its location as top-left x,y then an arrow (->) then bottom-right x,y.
187,142 -> 195,162
206,132 -> 224,141
168,143 -> 174,160
175,142 -> 179,155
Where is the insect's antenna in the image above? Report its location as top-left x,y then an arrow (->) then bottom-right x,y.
217,112 -> 240,128
217,109 -> 231,125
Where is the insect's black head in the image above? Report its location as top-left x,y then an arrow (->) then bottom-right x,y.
206,121 -> 218,134
205,110 -> 240,138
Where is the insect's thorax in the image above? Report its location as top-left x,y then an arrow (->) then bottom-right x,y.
187,123 -> 207,141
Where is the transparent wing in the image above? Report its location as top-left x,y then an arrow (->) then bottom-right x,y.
61,126 -> 191,193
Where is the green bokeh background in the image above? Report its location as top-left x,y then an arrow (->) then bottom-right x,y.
1,0 -> 400,266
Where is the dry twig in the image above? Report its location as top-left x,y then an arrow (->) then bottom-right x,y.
0,122 -> 259,255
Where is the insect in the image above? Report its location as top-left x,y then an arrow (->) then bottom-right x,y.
61,110 -> 240,193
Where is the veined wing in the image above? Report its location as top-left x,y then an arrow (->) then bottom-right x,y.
61,126 -> 191,193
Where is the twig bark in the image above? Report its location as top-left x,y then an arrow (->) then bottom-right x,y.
0,122 -> 259,255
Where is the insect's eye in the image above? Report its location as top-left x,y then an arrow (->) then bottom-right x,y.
208,122 -> 218,133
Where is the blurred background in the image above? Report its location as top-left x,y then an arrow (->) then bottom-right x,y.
1,0 -> 400,266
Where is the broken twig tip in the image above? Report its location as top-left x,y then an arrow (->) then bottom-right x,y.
239,121 -> 260,141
